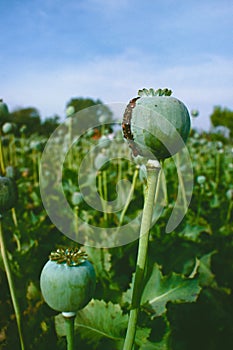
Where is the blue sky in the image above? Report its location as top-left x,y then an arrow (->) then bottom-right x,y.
1,0 -> 233,130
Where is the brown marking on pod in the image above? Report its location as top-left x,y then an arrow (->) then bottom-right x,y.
122,97 -> 142,156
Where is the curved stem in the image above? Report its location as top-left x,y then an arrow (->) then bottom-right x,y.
118,166 -> 139,226
0,138 -> 5,174
62,313 -> 76,350
68,117 -> 73,169
226,200 -> 232,223
74,206 -> 79,240
103,170 -> 108,223
98,171 -> 107,222
123,160 -> 161,350
11,208 -> 21,251
196,185 -> 204,223
0,216 -> 25,350
215,151 -> 220,189
176,152 -> 187,210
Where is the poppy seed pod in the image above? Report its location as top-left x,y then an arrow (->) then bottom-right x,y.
122,88 -> 191,160
2,122 -> 16,134
40,248 -> 96,313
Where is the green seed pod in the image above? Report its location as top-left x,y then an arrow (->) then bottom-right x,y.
122,88 -> 191,160
66,105 -> 75,117
40,248 -> 96,313
0,177 -> 18,213
71,191 -> 83,206
197,175 -> 206,185
0,99 -> 9,118
29,140 -> 43,151
98,135 -> 111,149
20,125 -> 27,134
226,189 -> 233,201
2,122 -> 14,134
191,109 -> 199,118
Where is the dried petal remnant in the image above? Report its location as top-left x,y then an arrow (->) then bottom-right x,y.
122,97 -> 141,156
49,248 -> 88,266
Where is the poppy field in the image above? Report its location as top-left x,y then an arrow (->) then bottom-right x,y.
0,99 -> 232,350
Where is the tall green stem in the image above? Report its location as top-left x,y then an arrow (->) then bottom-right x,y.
0,138 -> 5,174
0,216 -> 25,350
123,159 -> 161,350
176,152 -> 187,210
68,117 -> 74,169
118,166 -> 139,226
98,171 -> 107,222
62,313 -> 76,350
226,200 -> 232,223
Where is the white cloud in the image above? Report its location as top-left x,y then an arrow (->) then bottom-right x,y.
3,51 -> 233,131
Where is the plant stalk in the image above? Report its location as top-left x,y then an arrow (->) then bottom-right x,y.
62,313 -> 76,350
118,166 -> 139,226
0,138 -> 5,174
123,159 -> 161,350
98,170 -> 108,222
0,216 -> 25,350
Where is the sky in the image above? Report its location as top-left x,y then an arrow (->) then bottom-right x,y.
0,0 -> 233,131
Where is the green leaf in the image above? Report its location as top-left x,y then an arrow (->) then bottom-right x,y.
121,271 -> 136,306
136,327 -> 151,347
140,339 -> 168,350
55,299 -> 150,348
141,264 -> 201,317
84,247 -> 112,281
26,281 -> 41,301
76,299 -> 127,345
198,251 -> 218,287
140,317 -> 171,350
140,337 -> 169,350
178,223 -> 212,242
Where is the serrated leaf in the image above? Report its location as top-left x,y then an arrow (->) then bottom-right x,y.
179,223 -> 212,242
122,271 -> 138,306
55,299 -> 150,348
141,264 -> 201,317
75,299 -> 127,345
136,327 -> 151,347
140,335 -> 169,350
140,338 -> 168,350
140,318 -> 170,350
198,251 -> 217,287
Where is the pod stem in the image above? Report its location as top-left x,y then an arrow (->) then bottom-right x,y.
123,159 -> 161,350
0,137 -> 5,174
0,216 -> 25,350
118,165 -> 139,226
98,170 -> 108,222
62,313 -> 76,350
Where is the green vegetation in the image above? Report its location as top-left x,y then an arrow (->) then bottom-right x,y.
0,97 -> 232,350
210,106 -> 233,137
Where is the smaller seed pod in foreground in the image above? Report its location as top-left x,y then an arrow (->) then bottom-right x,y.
40,248 -> 96,313
0,177 -> 18,214
122,88 -> 191,160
